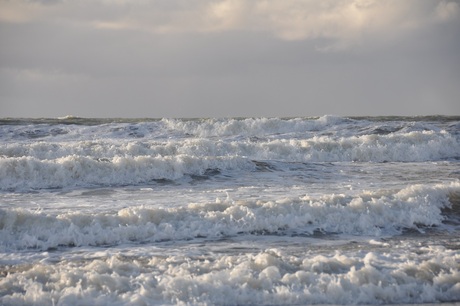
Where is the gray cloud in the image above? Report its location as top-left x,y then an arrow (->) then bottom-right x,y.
1,0 -> 459,117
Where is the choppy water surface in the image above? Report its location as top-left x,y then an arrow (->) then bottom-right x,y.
1,116 -> 460,305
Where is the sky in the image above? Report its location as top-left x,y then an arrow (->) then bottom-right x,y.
1,0 -> 459,118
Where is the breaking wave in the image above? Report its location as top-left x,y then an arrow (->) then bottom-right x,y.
1,182 -> 458,251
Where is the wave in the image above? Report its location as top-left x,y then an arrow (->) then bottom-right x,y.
0,155 -> 251,191
1,182 -> 458,251
1,131 -> 458,190
160,115 -> 351,137
2,115 -> 457,140
2,130 -> 458,160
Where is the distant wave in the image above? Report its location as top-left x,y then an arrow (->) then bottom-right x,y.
57,115 -> 82,120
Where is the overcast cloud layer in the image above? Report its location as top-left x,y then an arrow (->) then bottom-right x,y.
1,0 -> 459,118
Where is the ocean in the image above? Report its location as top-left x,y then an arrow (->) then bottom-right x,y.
1,115 -> 459,305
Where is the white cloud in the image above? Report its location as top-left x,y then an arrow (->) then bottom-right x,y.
250,0 -> 459,48
1,68 -> 89,83
0,1 -> 47,23
1,0 -> 459,47
436,0 -> 460,21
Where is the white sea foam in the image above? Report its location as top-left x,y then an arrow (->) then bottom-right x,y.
1,244 -> 459,305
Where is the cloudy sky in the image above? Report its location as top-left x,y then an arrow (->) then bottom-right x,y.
1,0 -> 459,118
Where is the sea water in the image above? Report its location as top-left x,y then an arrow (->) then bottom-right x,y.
0,116 -> 459,305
